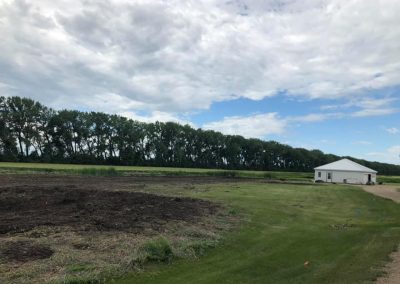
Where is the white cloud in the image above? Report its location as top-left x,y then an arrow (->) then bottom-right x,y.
352,108 -> 398,117
356,97 -> 398,109
118,110 -> 194,126
365,145 -> 400,164
290,112 -> 343,122
203,113 -> 286,138
352,140 -> 372,145
386,127 -> 399,134
1,0 -> 400,115
321,97 -> 399,117
201,107 -> 394,139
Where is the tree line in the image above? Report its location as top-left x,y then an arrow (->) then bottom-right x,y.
1,96 -> 399,175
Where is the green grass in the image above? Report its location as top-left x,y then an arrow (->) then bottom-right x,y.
1,163 -> 400,283
114,183 -> 400,284
141,237 -> 174,263
378,175 -> 400,184
0,162 -> 313,181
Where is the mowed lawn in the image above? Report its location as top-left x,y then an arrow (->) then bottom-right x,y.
116,182 -> 400,284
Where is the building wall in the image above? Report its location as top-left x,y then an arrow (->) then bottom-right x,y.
314,170 -> 377,184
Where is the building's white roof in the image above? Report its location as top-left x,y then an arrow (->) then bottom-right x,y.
314,158 -> 377,173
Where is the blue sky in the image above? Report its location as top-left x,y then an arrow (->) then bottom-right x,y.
191,89 -> 400,163
0,0 -> 399,164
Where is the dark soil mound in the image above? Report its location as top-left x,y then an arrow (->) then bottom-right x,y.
0,182 -> 218,234
0,241 -> 54,262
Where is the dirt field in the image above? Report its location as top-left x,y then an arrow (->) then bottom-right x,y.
0,183 -> 217,235
362,184 -> 400,284
0,174 -> 231,283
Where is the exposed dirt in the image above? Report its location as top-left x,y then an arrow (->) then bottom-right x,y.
0,175 -> 219,235
362,185 -> 400,284
375,248 -> 400,284
0,240 -> 54,263
0,174 -> 233,284
362,185 -> 400,203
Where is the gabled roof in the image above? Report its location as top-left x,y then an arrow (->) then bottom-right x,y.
314,158 -> 377,173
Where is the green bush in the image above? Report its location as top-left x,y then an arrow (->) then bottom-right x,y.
142,237 -> 173,263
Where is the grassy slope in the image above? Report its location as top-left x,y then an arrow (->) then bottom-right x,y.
0,162 -> 313,180
116,183 -> 400,284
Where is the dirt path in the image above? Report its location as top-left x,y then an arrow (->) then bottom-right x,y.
363,185 -> 400,203
362,185 -> 400,284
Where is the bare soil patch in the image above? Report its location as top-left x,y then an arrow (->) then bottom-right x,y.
363,185 -> 400,203
0,185 -> 217,235
0,240 -> 54,263
375,248 -> 400,284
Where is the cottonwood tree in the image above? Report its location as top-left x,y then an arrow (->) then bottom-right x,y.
1,96 -> 399,175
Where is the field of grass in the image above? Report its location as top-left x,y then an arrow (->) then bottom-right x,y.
1,163 -> 400,283
114,182 -> 400,284
378,175 -> 400,184
0,162 -> 314,181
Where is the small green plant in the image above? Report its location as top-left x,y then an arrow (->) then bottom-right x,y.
228,208 -> 238,216
142,237 -> 173,263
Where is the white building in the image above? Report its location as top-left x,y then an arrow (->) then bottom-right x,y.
314,158 -> 377,184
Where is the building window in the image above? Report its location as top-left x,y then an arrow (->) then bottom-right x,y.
318,172 -> 321,178
328,172 -> 332,179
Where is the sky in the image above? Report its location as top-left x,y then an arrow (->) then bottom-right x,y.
0,0 -> 399,164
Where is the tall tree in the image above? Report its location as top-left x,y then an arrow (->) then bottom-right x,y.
1,96 -> 399,175
6,97 -> 44,158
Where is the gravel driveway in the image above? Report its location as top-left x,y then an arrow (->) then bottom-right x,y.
363,184 -> 400,284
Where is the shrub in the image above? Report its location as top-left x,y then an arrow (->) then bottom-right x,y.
142,237 -> 173,263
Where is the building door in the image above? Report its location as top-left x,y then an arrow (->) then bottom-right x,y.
327,172 -> 332,182
368,174 -> 371,183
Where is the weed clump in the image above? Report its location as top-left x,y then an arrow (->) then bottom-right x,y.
142,237 -> 173,263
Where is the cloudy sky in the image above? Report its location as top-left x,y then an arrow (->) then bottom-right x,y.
1,0 -> 400,164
